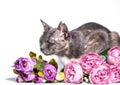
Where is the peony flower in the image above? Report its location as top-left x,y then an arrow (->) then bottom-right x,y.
79,53 -> 103,74
64,61 -> 83,84
110,65 -> 120,83
56,72 -> 65,81
89,63 -> 111,84
21,71 -> 35,82
14,57 -> 36,72
107,46 -> 120,65
34,76 -> 43,83
43,64 -> 57,81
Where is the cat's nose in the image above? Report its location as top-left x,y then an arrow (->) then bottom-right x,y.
40,48 -> 44,51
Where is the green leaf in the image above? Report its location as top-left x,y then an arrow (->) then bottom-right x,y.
29,51 -> 36,59
99,48 -> 110,61
34,59 -> 45,72
13,69 -> 18,74
99,48 -> 110,55
49,58 -> 58,70
38,55 -> 43,60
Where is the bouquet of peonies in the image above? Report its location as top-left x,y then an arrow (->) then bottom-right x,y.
13,52 -> 64,83
64,46 -> 120,84
13,46 -> 120,84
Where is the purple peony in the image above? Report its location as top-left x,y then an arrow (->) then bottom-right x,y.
34,76 -> 43,83
14,57 -> 36,72
43,64 -> 57,81
21,71 -> 35,82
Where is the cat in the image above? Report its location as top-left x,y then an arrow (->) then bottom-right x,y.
39,19 -> 120,65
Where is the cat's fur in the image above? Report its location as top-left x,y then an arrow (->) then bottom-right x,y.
39,19 -> 120,65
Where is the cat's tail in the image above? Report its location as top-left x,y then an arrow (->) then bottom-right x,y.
109,32 -> 120,47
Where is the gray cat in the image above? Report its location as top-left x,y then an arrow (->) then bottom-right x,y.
39,19 -> 120,65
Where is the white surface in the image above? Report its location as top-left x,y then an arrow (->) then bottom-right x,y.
0,0 -> 120,84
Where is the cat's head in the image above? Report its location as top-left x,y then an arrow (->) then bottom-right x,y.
39,19 -> 69,55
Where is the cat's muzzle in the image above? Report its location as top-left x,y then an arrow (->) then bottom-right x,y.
40,48 -> 55,55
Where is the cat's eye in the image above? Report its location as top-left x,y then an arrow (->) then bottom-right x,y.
49,39 -> 55,44
46,39 -> 55,44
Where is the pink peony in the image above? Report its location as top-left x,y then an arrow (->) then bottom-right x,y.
79,53 -> 104,74
89,63 -> 111,84
110,65 -> 120,83
64,61 -> 83,84
107,46 -> 120,65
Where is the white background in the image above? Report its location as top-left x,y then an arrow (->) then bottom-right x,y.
0,0 -> 120,84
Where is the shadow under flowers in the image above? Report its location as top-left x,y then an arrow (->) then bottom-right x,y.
6,77 -> 16,82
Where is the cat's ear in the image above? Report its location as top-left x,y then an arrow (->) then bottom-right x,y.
57,21 -> 69,38
40,19 -> 52,31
